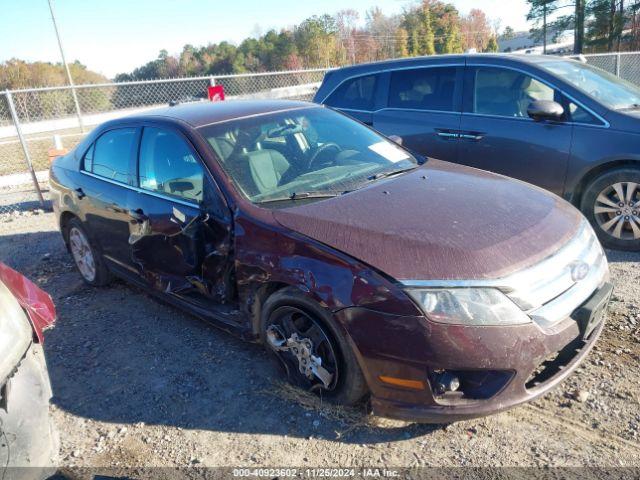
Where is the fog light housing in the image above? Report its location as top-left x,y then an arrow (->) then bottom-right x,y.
432,371 -> 460,394
428,369 -> 514,404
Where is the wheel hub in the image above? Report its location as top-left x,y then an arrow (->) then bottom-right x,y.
69,227 -> 96,281
594,182 -> 640,240
266,325 -> 334,388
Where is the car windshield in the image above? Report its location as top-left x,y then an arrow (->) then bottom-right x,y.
199,106 -> 418,204
540,60 -> 640,110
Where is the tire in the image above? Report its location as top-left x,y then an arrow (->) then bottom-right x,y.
64,218 -> 112,286
580,167 -> 640,251
260,287 -> 368,406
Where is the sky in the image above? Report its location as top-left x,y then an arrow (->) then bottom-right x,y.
0,0 -> 531,78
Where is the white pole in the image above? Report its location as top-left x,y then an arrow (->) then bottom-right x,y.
5,91 -> 45,207
47,0 -> 85,132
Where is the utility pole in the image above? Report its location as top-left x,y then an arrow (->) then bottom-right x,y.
47,0 -> 84,132
543,1 -> 548,54
574,0 -> 585,54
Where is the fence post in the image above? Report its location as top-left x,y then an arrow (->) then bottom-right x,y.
209,76 -> 216,86
4,90 -> 45,208
616,52 -> 621,77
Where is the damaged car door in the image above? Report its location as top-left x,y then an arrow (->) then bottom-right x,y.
128,126 -> 235,317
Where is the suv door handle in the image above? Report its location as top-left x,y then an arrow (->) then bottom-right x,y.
74,187 -> 86,199
459,132 -> 485,141
128,208 -> 148,223
436,130 -> 460,139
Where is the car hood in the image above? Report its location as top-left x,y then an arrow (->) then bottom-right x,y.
272,159 -> 583,281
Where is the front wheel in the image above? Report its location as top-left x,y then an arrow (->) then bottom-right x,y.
260,288 -> 368,406
581,168 -> 640,251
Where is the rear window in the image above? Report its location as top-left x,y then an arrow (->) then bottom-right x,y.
325,75 -> 378,111
389,67 -> 457,112
84,128 -> 137,184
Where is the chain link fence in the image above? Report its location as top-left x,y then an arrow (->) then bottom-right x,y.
577,51 -> 640,84
0,68 -> 327,218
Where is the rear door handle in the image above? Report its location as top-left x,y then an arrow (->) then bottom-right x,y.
436,129 -> 460,140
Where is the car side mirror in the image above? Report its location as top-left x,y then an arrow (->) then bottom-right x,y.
527,100 -> 564,122
388,135 -> 403,145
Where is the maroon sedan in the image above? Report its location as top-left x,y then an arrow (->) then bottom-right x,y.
49,100 -> 611,422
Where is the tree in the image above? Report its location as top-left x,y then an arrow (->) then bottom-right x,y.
460,9 -> 494,51
335,10 -> 359,64
396,27 -> 410,57
526,0 -> 562,53
485,35 -> 499,52
502,26 -> 516,39
417,6 -> 436,55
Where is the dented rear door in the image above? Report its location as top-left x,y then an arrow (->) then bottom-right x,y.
128,126 -> 234,305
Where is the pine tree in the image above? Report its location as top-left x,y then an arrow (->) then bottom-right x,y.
418,7 -> 436,55
396,27 -> 410,57
484,35 -> 499,52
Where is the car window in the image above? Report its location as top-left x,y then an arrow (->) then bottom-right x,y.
541,60 -> 640,110
473,68 -> 555,118
325,75 -> 377,111
86,128 -> 137,183
199,107 -> 419,204
388,67 -> 457,111
139,127 -> 204,203
568,101 -> 601,125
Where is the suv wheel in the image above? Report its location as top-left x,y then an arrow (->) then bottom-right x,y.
65,218 -> 112,286
260,287 -> 368,406
581,167 -> 640,250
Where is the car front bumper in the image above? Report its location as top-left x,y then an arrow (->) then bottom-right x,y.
336,283 -> 611,423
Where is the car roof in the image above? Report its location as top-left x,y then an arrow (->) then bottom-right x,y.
325,53 -> 567,76
125,99 -> 318,128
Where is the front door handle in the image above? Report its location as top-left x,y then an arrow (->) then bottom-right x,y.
459,132 -> 485,141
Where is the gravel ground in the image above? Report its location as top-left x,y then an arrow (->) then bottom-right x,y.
1,210 -> 639,473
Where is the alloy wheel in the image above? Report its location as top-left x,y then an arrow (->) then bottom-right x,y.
593,181 -> 640,240
69,227 -> 97,282
265,306 -> 339,392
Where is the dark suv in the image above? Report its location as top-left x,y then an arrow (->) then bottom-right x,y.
315,54 -> 640,251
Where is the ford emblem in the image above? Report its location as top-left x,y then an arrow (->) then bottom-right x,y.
570,261 -> 590,282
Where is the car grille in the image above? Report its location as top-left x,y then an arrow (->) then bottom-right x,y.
508,220 -> 609,328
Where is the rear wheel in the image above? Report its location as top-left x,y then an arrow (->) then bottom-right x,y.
65,218 -> 112,286
260,288 -> 368,406
581,168 -> 640,251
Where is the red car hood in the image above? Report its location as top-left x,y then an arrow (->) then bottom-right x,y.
0,262 -> 56,343
273,160 -> 582,281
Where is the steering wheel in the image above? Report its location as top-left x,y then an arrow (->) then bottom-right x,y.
308,143 -> 341,170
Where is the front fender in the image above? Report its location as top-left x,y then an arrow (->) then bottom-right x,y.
233,213 -> 420,335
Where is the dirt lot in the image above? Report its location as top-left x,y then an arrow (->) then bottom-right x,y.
1,210 -> 640,472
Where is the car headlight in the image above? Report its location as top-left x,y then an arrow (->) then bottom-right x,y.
406,288 -> 532,326
0,281 -> 32,385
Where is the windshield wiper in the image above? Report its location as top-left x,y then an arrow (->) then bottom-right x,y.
257,190 -> 348,204
367,166 -> 418,181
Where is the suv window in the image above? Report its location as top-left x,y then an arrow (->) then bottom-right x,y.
388,67 -> 457,111
473,67 -> 555,118
568,101 -> 600,125
85,128 -> 137,183
325,75 -> 377,111
139,127 -> 204,203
